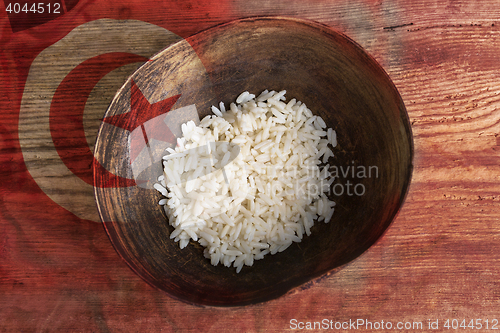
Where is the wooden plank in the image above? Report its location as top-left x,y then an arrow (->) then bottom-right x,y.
1,0 -> 500,331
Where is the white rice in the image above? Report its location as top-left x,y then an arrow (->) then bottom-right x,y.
156,90 -> 337,273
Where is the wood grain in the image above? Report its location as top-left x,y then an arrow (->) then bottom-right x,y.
94,16 -> 412,307
1,0 -> 500,331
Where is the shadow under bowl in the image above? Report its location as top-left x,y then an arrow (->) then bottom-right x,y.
94,16 -> 413,307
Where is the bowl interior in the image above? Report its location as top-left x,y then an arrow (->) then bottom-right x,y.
94,17 -> 413,306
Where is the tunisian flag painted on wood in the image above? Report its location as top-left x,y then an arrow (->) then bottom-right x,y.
0,1 -> 237,324
0,0 -> 236,224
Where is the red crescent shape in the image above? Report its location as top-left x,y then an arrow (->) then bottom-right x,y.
50,52 -> 148,188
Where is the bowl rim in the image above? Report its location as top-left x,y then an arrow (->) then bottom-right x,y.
93,15 -> 415,307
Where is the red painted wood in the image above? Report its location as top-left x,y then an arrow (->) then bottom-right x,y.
1,0 -> 499,331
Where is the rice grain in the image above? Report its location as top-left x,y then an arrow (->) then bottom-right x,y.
156,90 -> 337,272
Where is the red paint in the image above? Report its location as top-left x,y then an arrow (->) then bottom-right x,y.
0,0 -> 239,326
4,0 -> 75,33
101,79 -> 180,165
50,52 -> 147,187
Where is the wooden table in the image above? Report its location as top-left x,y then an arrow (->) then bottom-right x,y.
1,0 -> 499,331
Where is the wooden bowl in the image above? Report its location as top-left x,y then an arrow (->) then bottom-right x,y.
93,16 -> 413,306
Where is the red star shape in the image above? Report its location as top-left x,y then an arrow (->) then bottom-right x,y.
102,79 -> 180,163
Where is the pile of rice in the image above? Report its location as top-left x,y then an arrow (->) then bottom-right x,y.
155,90 -> 337,273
